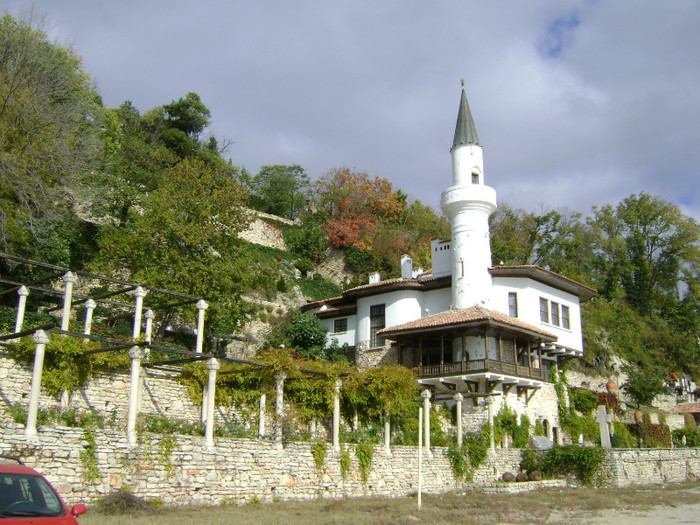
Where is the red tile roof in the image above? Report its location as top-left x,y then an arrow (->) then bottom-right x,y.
671,402 -> 700,414
377,306 -> 556,340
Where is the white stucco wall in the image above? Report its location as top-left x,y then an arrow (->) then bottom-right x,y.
321,315 -> 357,347
491,277 -> 583,351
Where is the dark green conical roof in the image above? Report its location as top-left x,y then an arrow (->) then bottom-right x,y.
452,86 -> 480,149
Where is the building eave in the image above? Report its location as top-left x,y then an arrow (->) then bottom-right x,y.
490,265 -> 597,302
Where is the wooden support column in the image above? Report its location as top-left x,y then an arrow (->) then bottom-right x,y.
498,335 -> 503,362
483,331 -> 489,364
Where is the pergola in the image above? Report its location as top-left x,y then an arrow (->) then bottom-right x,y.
0,253 -> 340,451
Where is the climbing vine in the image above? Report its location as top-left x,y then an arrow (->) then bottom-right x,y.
311,439 -> 326,471
80,429 -> 100,484
339,446 -> 351,480
9,336 -> 113,398
355,443 -> 373,485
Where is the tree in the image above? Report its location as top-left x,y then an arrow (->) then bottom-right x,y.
588,193 -> 700,314
0,14 -> 102,262
94,158 -> 251,333
98,101 -> 180,226
621,365 -> 666,408
285,311 -> 328,359
314,167 -> 405,250
247,164 -> 310,220
160,92 -> 211,158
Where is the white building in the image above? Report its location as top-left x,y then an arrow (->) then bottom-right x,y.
302,85 -> 596,439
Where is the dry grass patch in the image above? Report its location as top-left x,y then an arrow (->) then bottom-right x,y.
79,482 -> 700,525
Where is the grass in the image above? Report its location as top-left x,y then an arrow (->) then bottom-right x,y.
79,482 -> 700,525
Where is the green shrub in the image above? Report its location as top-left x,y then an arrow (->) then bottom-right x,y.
570,389 -> 599,415
536,445 -> 605,485
294,258 -> 314,275
534,420 -> 545,436
672,427 -> 700,447
611,421 -> 634,448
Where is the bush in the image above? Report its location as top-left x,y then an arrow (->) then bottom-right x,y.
535,445 -> 605,485
672,427 -> 700,447
570,389 -> 599,415
294,258 -> 314,275
611,421 -> 634,448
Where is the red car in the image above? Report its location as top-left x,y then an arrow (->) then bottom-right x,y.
0,455 -> 87,524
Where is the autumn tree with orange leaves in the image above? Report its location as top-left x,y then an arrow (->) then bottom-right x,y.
314,167 -> 405,250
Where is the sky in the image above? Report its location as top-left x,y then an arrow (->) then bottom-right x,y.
4,1 -> 700,221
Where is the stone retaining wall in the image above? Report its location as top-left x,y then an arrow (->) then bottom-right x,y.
1,422 -> 698,507
602,448 -> 700,487
0,423 -> 522,506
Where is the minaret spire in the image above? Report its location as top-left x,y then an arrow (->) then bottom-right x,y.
441,82 -> 497,309
452,81 -> 480,150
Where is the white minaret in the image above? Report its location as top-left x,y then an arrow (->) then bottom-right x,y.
441,82 -> 497,309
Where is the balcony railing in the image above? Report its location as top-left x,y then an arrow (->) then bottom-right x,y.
413,359 -> 546,382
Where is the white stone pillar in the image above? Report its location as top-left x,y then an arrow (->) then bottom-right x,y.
454,393 -> 464,447
383,411 -> 391,456
25,330 -> 50,441
126,346 -> 145,448
14,286 -> 29,336
421,389 -> 432,455
205,358 -> 220,450
195,300 -> 208,353
258,393 -> 266,438
275,372 -> 286,448
83,299 -> 96,336
132,287 -> 147,340
144,309 -> 155,343
333,379 -> 342,451
353,409 -> 359,431
486,396 -> 495,450
60,272 -> 77,332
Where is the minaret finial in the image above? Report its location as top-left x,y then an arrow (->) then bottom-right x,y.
460,78 -> 465,88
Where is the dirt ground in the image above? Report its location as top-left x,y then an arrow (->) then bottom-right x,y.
80,482 -> 700,525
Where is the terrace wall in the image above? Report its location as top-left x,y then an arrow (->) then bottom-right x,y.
0,422 -> 523,506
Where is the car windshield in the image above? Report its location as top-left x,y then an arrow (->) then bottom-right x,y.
0,472 -> 66,517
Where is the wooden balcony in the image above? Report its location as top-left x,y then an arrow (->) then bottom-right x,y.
413,359 -> 547,382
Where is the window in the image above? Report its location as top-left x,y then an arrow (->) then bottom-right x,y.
333,318 -> 347,333
539,297 -> 549,323
551,302 -> 560,326
562,305 -> 570,329
370,304 -> 385,348
508,292 -> 518,317
472,172 -> 479,184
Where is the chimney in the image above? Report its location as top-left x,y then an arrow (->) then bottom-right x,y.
369,272 -> 381,284
400,254 -> 413,279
